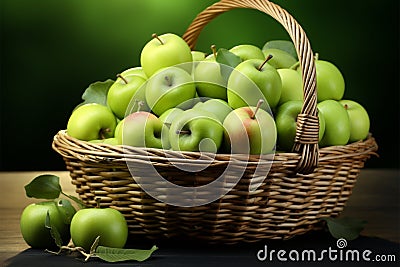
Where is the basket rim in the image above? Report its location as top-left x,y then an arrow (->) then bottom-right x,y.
52,129 -> 378,167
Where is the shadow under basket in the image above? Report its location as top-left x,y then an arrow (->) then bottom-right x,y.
52,0 -> 379,243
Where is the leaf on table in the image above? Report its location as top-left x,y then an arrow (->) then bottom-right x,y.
262,40 -> 298,60
321,216 -> 367,241
95,245 -> 158,263
45,211 -> 63,248
24,174 -> 62,199
77,79 -> 114,108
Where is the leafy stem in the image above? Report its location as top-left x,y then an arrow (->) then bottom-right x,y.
24,174 -> 89,209
45,245 -> 98,262
60,191 -> 88,209
45,236 -> 158,263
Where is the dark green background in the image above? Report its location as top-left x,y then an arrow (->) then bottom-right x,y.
0,0 -> 398,170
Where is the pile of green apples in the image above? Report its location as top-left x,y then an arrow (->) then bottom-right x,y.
66,33 -> 370,154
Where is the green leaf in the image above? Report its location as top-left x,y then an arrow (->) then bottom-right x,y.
45,211 -> 63,248
56,199 -> 77,224
95,245 -> 158,263
24,174 -> 62,199
65,194 -> 88,209
80,79 -> 114,107
262,40 -> 298,60
216,48 -> 242,69
215,48 -> 241,82
321,217 -> 367,241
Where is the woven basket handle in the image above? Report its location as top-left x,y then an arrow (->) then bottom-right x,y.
182,0 -> 319,174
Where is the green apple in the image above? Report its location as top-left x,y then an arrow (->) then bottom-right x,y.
262,48 -> 297,69
296,58 -> 345,102
275,100 -> 325,151
67,103 -> 117,141
169,109 -> 224,153
229,44 -> 265,61
340,100 -> 370,142
116,111 -> 169,149
227,58 -> 282,110
119,66 -> 147,79
277,68 -> 303,105
193,98 -> 233,123
315,60 -> 345,101
140,33 -> 193,78
89,137 -> 119,145
107,73 -> 148,119
194,56 -> 228,100
70,208 -> 128,252
159,107 -> 184,125
20,200 -> 75,249
223,101 -> 276,154
318,100 -> 350,146
146,66 -> 196,116
113,119 -> 124,144
191,50 -> 206,73
191,50 -> 206,62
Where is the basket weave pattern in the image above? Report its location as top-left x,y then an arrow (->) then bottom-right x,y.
52,0 -> 378,243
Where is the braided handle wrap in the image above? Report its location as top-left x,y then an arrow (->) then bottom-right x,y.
182,0 -> 319,174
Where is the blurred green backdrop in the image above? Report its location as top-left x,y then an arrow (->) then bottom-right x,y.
0,0 -> 398,170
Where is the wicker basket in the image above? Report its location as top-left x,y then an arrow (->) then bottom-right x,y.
52,0 -> 378,243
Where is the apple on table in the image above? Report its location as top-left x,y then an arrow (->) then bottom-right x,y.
20,200 -> 76,249
70,207 -> 128,251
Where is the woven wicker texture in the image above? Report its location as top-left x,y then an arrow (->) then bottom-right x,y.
52,0 -> 378,243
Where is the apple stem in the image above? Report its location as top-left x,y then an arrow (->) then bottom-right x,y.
117,74 -> 128,84
99,128 -> 111,140
165,76 -> 173,87
152,33 -> 164,45
257,55 -> 273,71
251,99 -> 265,119
211,44 -> 217,58
343,104 -> 348,110
137,101 -> 144,112
95,198 -> 101,208
176,129 -> 191,135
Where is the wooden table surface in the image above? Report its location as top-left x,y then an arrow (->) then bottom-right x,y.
1,169 -> 399,265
